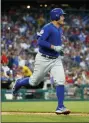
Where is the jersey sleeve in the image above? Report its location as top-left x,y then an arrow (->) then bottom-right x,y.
37,25 -> 51,49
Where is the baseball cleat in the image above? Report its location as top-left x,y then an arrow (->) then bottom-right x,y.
55,107 -> 71,115
12,93 -> 18,100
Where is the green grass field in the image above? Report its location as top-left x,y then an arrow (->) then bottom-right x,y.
1,101 -> 89,122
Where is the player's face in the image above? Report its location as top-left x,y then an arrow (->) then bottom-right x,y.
57,15 -> 65,25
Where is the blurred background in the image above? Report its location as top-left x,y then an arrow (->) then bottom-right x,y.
1,0 -> 89,100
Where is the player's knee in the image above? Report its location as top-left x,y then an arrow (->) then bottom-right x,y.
30,75 -> 42,86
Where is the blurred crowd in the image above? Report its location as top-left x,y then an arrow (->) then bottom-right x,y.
1,6 -> 89,91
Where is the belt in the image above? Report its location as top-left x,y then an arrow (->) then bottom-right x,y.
41,54 -> 58,59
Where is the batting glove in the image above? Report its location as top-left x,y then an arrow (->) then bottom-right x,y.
53,45 -> 64,52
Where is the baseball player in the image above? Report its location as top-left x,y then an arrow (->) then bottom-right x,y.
12,8 -> 70,115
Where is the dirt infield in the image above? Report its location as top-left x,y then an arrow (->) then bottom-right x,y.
2,112 -> 89,116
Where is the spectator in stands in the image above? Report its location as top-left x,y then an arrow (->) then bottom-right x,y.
74,51 -> 81,66
37,13 -> 46,29
1,68 -> 14,89
18,65 -> 32,78
79,57 -> 88,70
78,30 -> 86,43
81,70 -> 89,84
64,71 -> 77,95
18,54 -> 26,67
85,33 -> 89,45
1,50 -> 8,64
7,51 -> 14,69
12,49 -> 19,68
2,62 -> 10,77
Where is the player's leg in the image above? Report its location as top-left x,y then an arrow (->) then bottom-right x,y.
50,58 -> 65,108
12,77 -> 30,95
28,52 -> 54,87
12,53 -> 44,95
50,56 -> 70,114
12,53 -> 52,95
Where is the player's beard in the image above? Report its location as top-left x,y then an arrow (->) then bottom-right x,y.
58,20 -> 64,25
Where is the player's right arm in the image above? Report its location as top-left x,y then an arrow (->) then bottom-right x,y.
37,25 -> 63,52
51,45 -> 64,52
37,25 -> 51,49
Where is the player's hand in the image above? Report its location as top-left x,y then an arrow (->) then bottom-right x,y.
59,50 -> 64,56
53,45 -> 64,52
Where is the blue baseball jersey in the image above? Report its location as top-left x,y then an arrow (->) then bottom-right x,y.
37,23 -> 63,57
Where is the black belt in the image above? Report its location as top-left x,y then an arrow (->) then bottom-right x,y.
41,54 -> 58,59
